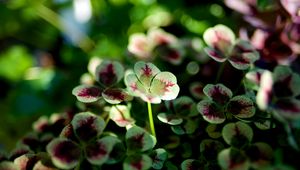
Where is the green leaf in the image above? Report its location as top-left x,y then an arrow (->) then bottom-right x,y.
245,142 -> 273,169
222,122 -> 253,147
218,148 -> 250,170
149,148 -> 168,169
200,139 -> 224,161
126,126 -> 156,152
123,154 -> 152,170
227,95 -> 255,118
181,159 -> 203,170
0,161 -> 19,170
157,113 -> 183,125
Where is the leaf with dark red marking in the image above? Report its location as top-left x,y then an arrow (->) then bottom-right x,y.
155,45 -> 184,65
71,112 -> 105,142
125,126 -> 156,152
204,47 -> 227,62
218,148 -> 250,170
181,159 -> 203,170
134,61 -> 160,88
46,138 -> 81,169
227,95 -> 255,118
222,122 -> 253,147
273,99 -> 300,120
150,72 -> 180,101
0,161 -> 19,170
59,124 -> 77,142
102,88 -> 133,104
85,136 -> 119,165
189,82 -> 205,99
203,84 -> 232,105
273,66 -> 300,97
124,73 -> 148,97
203,24 -> 235,54
72,85 -> 102,103
200,139 -> 224,161
197,100 -> 226,124
109,105 -> 135,127
245,142 -> 273,169
229,40 -> 259,70
149,148 -> 168,170
123,154 -> 152,170
95,60 -> 124,87
128,33 -> 151,59
157,113 -> 183,125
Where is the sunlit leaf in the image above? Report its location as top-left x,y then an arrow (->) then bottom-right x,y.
72,85 -> 102,103
109,105 -> 135,127
203,84 -> 232,104
71,112 -> 105,142
128,33 -> 152,59
126,126 -> 156,152
134,61 -> 160,88
95,60 -> 124,87
149,148 -> 168,169
148,28 -> 178,46
222,122 -> 253,147
102,88 -> 133,104
218,148 -> 250,170
203,24 -> 235,54
256,70 -> 273,110
150,72 -> 180,101
46,138 -> 81,169
123,154 -> 152,170
14,153 -> 36,170
227,95 -> 255,118
124,73 -> 147,96
197,100 -> 226,124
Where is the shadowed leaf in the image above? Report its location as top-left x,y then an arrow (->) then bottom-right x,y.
46,138 -> 81,169
203,84 -> 232,104
126,126 -> 156,152
274,99 -> 300,120
197,100 -> 226,124
150,148 -> 168,169
72,85 -> 102,103
71,112 -> 105,142
222,122 -> 253,147
218,148 -> 250,170
245,142 -> 273,169
204,47 -> 227,62
227,95 -> 255,118
181,159 -> 203,170
200,139 -> 224,161
174,96 -> 198,117
123,154 -> 152,170
157,113 -> 183,125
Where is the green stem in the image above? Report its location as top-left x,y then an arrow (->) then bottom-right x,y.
147,102 -> 156,137
215,62 -> 226,83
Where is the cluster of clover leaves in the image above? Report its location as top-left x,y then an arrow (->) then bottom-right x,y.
1,24 -> 300,170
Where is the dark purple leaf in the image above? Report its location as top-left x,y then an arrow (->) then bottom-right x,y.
274,99 -> 300,120
227,95 -> 255,118
203,84 -> 232,105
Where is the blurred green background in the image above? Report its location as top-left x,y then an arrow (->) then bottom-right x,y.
0,0 -> 235,152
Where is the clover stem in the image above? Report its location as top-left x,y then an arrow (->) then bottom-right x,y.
147,101 -> 156,137
215,62 -> 226,83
